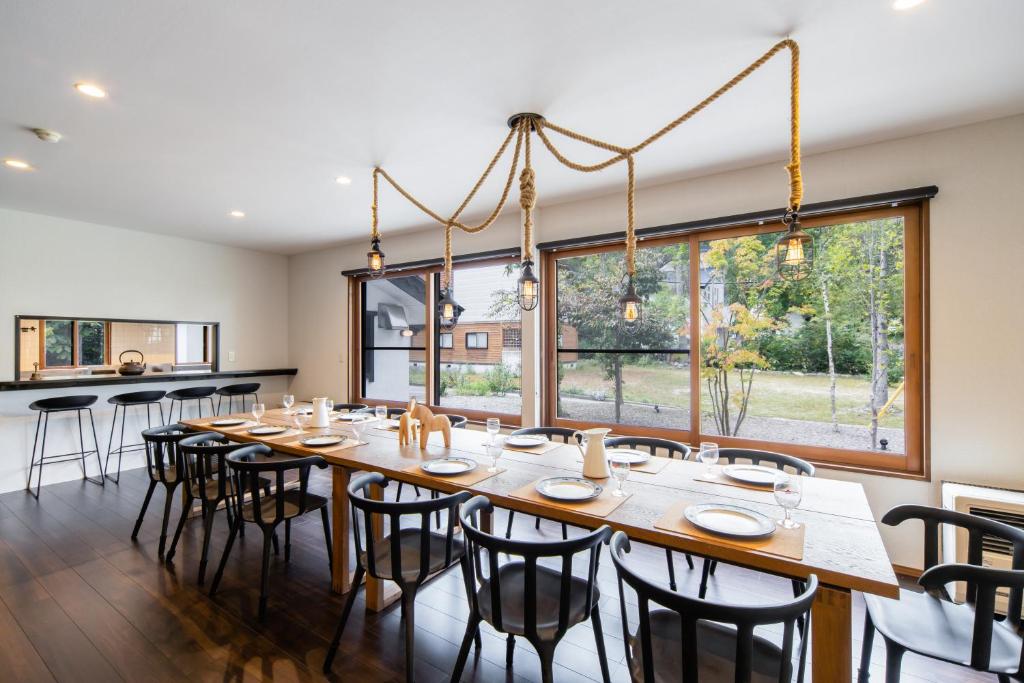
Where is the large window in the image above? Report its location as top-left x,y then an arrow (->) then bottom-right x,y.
40,319 -> 108,368
353,259 -> 522,422
545,204 -> 926,474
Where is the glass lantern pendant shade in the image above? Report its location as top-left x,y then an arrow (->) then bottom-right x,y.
367,236 -> 385,278
437,288 -> 464,331
775,213 -> 813,281
619,275 -> 642,332
517,259 -> 540,311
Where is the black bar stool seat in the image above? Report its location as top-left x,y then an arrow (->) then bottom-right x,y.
27,395 -> 104,498
215,382 -> 261,415
167,386 -> 217,422
104,390 -> 166,484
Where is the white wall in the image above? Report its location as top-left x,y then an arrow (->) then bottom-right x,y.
288,114 -> 1024,569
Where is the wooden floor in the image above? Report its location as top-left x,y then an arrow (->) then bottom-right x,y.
0,469 -> 997,682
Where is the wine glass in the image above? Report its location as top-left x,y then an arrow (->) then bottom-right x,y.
374,405 -> 387,425
609,453 -> 630,497
774,474 -> 802,529
326,398 -> 335,414
251,402 -> 265,425
282,394 -> 295,414
699,442 -> 720,475
293,413 -> 305,433
486,439 -> 503,473
486,418 -> 500,445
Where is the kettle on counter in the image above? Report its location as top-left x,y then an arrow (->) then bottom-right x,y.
117,350 -> 147,376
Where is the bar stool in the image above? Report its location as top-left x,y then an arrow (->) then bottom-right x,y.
104,390 -> 166,484
215,382 -> 261,415
166,386 -> 217,422
27,395 -> 104,499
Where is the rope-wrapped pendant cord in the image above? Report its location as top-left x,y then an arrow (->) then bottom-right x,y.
369,38 -> 801,275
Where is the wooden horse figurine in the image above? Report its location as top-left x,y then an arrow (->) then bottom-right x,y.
398,398 -> 452,449
397,398 -> 417,446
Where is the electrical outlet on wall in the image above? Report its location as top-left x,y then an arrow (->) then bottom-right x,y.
228,351 -> 236,362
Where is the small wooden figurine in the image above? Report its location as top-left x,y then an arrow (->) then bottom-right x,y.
398,398 -> 417,446
397,398 -> 452,449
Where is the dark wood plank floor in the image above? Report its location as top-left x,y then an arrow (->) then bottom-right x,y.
0,469 -> 997,682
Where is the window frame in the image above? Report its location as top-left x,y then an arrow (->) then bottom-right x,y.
439,332 -> 453,349
465,332 -> 488,349
542,203 -> 929,478
38,319 -> 111,369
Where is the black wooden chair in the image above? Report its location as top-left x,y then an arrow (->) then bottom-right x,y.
605,436 -> 695,591
503,427 -> 581,539
859,504 -> 1024,683
447,414 -> 469,428
166,433 -> 269,583
324,472 -> 472,682
699,447 -> 815,599
209,444 -> 332,619
133,424 -> 193,559
451,495 -> 613,683
609,530 -> 816,682
214,382 -> 260,415
332,402 -> 368,413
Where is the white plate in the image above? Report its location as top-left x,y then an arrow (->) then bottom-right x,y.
335,413 -> 370,421
607,448 -> 650,465
421,457 -> 477,475
505,435 -> 549,448
535,477 -> 603,501
721,464 -> 787,487
211,418 -> 245,427
248,425 -> 287,436
684,503 -> 776,539
300,435 -> 345,448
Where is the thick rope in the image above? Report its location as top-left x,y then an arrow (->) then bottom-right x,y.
519,118 -> 536,260
371,168 -> 380,240
626,154 -> 636,275
442,223 -> 453,290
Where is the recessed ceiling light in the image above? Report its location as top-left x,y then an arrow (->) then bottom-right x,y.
74,82 -> 107,98
4,159 -> 32,170
892,0 -> 926,10
335,175 -> 352,185
229,210 -> 245,218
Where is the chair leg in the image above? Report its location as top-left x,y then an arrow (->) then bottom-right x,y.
271,531 -> 280,556
402,591 -> 418,683
26,411 -> 43,498
883,639 -> 904,683
197,502 -> 217,585
858,609 -> 876,683
36,412 -> 50,498
684,553 -> 695,569
505,633 -> 515,668
561,522 -> 568,540
216,395 -> 222,416
209,518 -> 240,596
709,559 -> 718,576
104,404 -> 119,482
535,642 -> 556,683
591,605 -> 612,683
87,409 -> 104,486
665,548 -> 677,591
132,480 -> 158,540
258,528 -> 274,620
505,510 -> 516,538
284,519 -> 291,562
698,557 -> 712,599
450,614 -> 481,682
320,506 -> 333,572
323,565 -> 365,673
535,516 -> 541,531
165,491 -> 193,562
157,484 -> 178,559
396,481 -> 405,501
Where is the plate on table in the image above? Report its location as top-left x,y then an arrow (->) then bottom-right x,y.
535,477 -> 603,502
721,464 -> 787,487
505,434 -> 549,449
292,406 -> 313,415
300,435 -> 346,448
211,418 -> 245,427
248,425 -> 287,436
606,448 -> 650,465
684,503 -> 776,539
335,413 -> 370,422
421,457 -> 477,476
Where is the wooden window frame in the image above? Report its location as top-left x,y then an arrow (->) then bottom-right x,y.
39,319 -> 111,369
542,203 -> 929,479
350,255 -> 523,426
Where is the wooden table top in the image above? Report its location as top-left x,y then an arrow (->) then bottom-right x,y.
182,408 -> 899,598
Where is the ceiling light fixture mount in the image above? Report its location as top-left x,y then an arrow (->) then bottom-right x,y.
74,82 -> 107,98
336,175 -> 352,185
229,210 -> 245,218
363,40 -> 805,331
4,159 -> 32,170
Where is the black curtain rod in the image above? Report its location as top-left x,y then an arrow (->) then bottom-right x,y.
341,247 -> 519,277
537,185 -> 938,252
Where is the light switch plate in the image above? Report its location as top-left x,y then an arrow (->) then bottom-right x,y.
228,351 -> 236,362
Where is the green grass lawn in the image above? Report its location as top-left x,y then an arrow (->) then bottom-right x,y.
560,361 -> 904,430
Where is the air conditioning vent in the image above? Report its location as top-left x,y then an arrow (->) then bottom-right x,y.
967,505 -> 1024,557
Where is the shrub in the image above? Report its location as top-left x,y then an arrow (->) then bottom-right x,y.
484,363 -> 518,396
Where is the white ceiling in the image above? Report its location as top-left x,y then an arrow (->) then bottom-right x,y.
2,1 -> 1023,255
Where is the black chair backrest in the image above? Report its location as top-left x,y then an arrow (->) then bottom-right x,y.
716,447 -> 815,476
447,414 -> 468,428
347,471 -> 470,590
386,407 -> 407,418
459,495 -> 611,644
511,426 -> 581,444
140,424 -> 194,484
178,433 -> 247,504
610,531 -> 817,683
334,403 -> 369,412
605,436 -> 691,460
225,444 -> 327,530
883,504 -> 1024,671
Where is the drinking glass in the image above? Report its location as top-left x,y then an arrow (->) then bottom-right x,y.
699,442 -> 720,475
282,394 -> 295,415
609,453 -> 630,497
486,439 -> 503,473
293,413 -> 306,433
326,398 -> 335,413
252,403 -> 265,425
351,417 -> 367,444
774,474 -> 803,529
374,405 -> 387,424
486,418 -> 500,445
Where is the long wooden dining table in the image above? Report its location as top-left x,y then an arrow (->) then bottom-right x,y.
182,408 -> 899,682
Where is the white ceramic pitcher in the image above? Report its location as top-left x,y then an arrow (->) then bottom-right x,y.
573,427 -> 612,479
310,397 -> 331,428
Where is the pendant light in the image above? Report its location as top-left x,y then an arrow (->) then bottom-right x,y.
367,169 -> 385,277
617,156 -> 643,332
619,274 -> 642,331
775,211 -> 813,281
437,224 -> 463,331
517,259 -> 539,310
514,114 -> 541,311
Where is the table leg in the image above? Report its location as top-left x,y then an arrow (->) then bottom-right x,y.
812,584 -> 852,682
365,481 -> 402,612
330,467 -> 351,594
